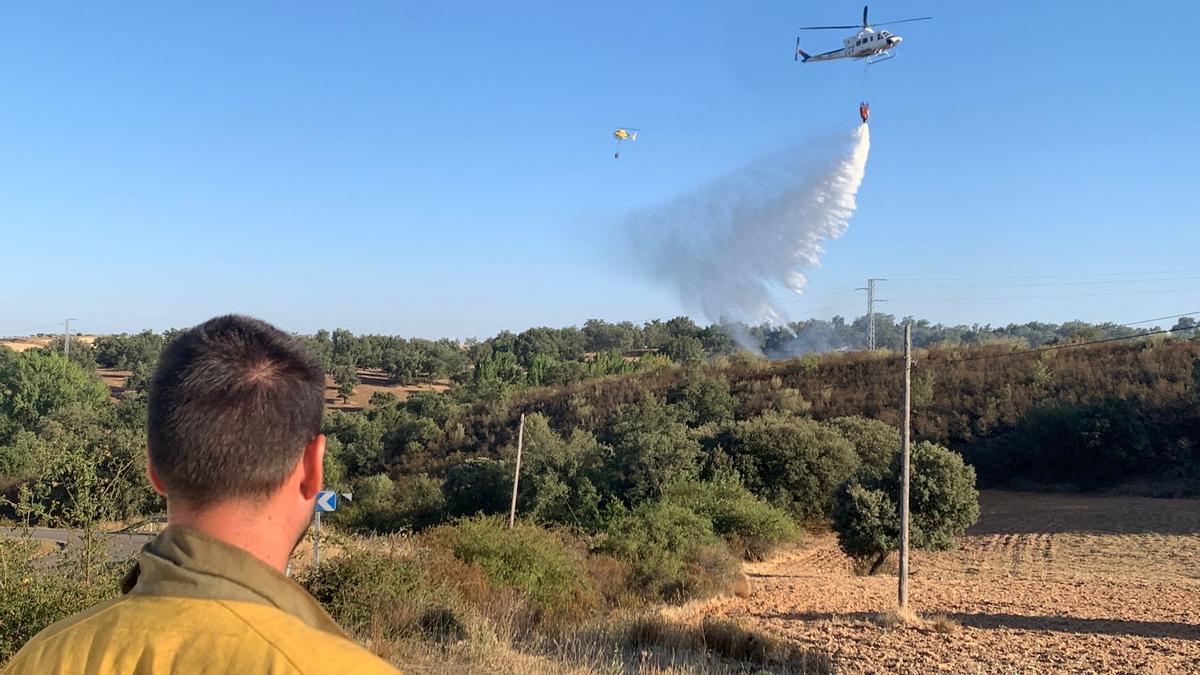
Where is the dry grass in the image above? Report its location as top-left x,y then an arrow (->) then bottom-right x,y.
927,614 -> 959,634
873,605 -> 924,629
730,573 -> 752,599
302,528 -> 833,674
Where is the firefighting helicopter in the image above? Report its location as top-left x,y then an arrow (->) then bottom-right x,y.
611,127 -> 639,159
795,5 -> 930,65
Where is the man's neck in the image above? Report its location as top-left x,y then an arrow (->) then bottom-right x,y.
166,499 -> 297,573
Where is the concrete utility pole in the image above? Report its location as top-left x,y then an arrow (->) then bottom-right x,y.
898,322 -> 912,609
508,413 -> 525,529
63,318 -> 78,359
855,279 -> 886,350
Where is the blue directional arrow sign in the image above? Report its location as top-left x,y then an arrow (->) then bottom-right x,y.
315,490 -> 338,513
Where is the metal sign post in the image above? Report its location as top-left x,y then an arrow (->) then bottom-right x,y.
313,490 -> 338,567
313,511 -> 321,567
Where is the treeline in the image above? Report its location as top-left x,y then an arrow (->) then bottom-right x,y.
53,313 -> 1189,391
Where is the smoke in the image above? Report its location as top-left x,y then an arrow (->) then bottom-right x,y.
625,125 -> 871,342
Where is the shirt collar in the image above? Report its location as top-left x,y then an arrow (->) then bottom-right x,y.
122,525 -> 346,638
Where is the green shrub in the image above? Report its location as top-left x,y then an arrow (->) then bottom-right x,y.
443,457 -> 511,517
667,371 -> 736,426
824,416 -> 900,481
0,538 -> 121,661
663,475 -> 800,560
340,473 -> 446,533
602,396 -> 701,503
428,516 -> 597,619
299,541 -> 469,642
725,412 -> 859,521
601,501 -> 738,603
832,441 -> 980,573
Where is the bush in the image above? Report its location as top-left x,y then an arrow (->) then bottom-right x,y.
668,371 -> 736,426
518,414 -> 606,530
602,397 -> 700,503
338,473 -> 446,533
429,516 -> 597,620
299,541 -> 470,642
724,412 -> 859,521
622,614 -> 833,673
663,475 -> 800,560
443,457 -> 512,517
833,441 -> 980,573
823,416 -> 900,481
0,538 -> 122,661
601,501 -> 739,603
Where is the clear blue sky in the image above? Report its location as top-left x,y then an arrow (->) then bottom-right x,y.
2,2 -> 1197,338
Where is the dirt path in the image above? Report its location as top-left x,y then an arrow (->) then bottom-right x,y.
699,491 -> 1200,674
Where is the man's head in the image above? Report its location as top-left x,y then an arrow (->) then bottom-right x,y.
146,315 -> 326,521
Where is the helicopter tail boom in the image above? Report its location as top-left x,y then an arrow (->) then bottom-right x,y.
795,38 -> 811,62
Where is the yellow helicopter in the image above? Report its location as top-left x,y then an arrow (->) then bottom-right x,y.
612,127 -> 639,159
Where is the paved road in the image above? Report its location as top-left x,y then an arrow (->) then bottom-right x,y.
0,526 -> 156,560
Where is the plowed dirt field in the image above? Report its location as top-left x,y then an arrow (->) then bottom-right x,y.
698,490 -> 1200,674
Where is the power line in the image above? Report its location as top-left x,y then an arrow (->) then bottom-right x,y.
887,288 -> 1200,302
772,286 -> 862,305
1124,311 -> 1200,326
887,276 -> 1200,291
887,269 -> 1200,282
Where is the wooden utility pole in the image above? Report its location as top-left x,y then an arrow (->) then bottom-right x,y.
508,413 -> 525,529
898,322 -> 912,609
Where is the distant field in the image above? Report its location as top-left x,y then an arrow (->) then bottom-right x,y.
0,335 -> 97,352
94,367 -> 445,411
322,369 -> 450,411
0,337 -> 446,410
696,490 -> 1200,674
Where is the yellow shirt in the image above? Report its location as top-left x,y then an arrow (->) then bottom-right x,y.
3,526 -> 399,675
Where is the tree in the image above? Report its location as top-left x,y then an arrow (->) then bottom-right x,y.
582,319 -> 639,353
663,336 -> 704,365
669,371 -> 735,427
823,416 -> 900,482
518,414 -> 607,529
832,441 -> 980,574
40,337 -> 96,371
724,412 -> 858,521
93,331 -> 163,370
720,410 -> 864,514
332,362 -> 359,404
0,350 -> 109,442
443,457 -> 512,517
602,397 -> 700,503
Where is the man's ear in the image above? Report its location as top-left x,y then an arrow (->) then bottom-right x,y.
145,447 -> 167,496
299,434 -> 325,501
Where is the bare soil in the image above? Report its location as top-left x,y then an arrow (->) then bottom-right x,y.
697,490 -> 1200,674
323,369 -> 450,411
89,366 -> 445,411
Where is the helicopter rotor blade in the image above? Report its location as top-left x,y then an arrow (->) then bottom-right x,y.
863,5 -> 868,29
797,24 -> 859,30
872,16 -> 933,27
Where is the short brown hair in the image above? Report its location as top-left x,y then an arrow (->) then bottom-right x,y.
147,315 -> 325,505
